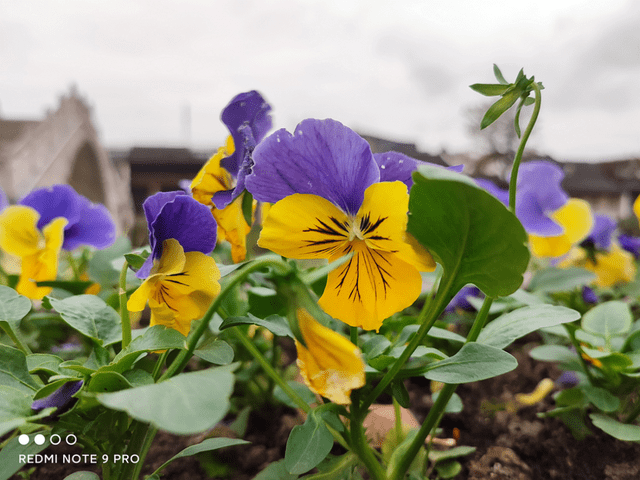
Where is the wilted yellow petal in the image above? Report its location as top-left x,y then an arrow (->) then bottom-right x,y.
191,136 -> 235,207
214,193 -> 251,263
320,244 -> 423,331
258,193 -> 350,259
0,206 -> 42,257
295,308 -> 365,405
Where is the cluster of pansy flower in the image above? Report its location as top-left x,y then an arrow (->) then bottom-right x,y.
476,160 -> 594,259
558,212 -> 638,287
0,185 -> 116,299
127,191 -> 221,336
189,90 -> 272,263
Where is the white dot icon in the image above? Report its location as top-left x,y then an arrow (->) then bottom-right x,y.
34,434 -> 46,445
18,434 -> 29,445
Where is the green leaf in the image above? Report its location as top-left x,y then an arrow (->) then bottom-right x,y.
35,280 -> 94,295
194,338 -> 234,365
124,250 -> 150,271
300,453 -> 358,480
0,345 -> 41,393
0,385 -> 34,437
582,301 -> 632,340
242,191 -> 254,227
0,285 -> 32,333
87,371 -> 133,393
469,83 -> 511,96
424,343 -> 517,383
432,391 -> 464,413
408,166 -> 529,300
254,459 -> 299,480
274,381 -> 317,409
88,237 -> 132,286
478,305 -> 580,349
27,354 -> 64,376
582,385 -> 620,412
220,313 -> 293,338
153,438 -> 249,477
480,89 -> 522,129
529,345 -> 575,363
47,295 -> 122,346
63,472 -> 101,480
428,445 -> 476,463
493,64 -> 508,84
528,267 -> 596,293
391,380 -> 410,408
285,412 -> 334,474
590,413 -> 640,441
0,435 -> 49,480
97,365 -> 235,434
435,460 -> 462,479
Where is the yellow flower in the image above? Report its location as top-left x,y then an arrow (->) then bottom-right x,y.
191,136 -> 252,263
258,182 -> 435,331
295,308 -> 365,405
529,198 -> 593,258
559,244 -> 636,287
127,238 -> 221,336
634,194 -> 640,228
0,205 -> 67,299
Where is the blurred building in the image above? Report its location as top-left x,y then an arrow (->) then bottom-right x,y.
0,87 -> 134,236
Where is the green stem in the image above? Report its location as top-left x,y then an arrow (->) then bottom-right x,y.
508,82 -> 542,213
119,261 -> 132,349
360,272 -> 457,412
389,296 -> 494,480
564,324 -> 597,385
1,323 -> 31,355
151,351 -> 169,382
350,404 -> 387,480
624,396 -> 640,424
393,397 -> 403,443
117,421 -> 150,480
350,326 -> 359,347
130,426 -> 158,480
159,255 -> 292,381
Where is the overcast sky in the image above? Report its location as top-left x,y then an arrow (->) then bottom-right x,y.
1,0 -> 639,162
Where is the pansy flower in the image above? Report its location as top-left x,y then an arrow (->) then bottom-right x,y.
295,308 -> 365,405
476,161 -> 593,258
619,234 -> 640,258
0,185 -> 115,299
245,118 -> 436,331
190,91 -> 272,262
128,192 -> 221,335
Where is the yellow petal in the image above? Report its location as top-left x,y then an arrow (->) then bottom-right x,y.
151,239 -> 187,276
191,136 -> 235,207
14,217 -> 67,300
295,308 -> 365,405
319,244 -> 423,331
357,182 -> 409,251
214,194 -> 251,263
0,205 -> 42,257
127,277 -> 155,312
530,198 -> 593,258
586,244 -> 636,287
258,193 -> 350,259
634,194 -> 640,227
148,301 -> 191,337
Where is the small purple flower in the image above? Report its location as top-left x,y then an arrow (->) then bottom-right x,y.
137,191 -> 218,278
444,285 -> 482,313
246,118 -> 380,215
474,178 -> 509,206
586,215 -> 616,250
619,234 -> 640,258
31,380 -> 83,413
374,152 -> 464,190
212,91 -> 273,210
19,185 -> 116,250
555,371 -> 579,389
582,285 -> 598,304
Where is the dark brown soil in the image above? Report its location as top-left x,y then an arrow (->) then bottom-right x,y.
11,341 -> 640,479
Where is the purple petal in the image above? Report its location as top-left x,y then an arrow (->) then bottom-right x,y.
445,285 -> 482,313
555,371 -> 579,389
474,178 -> 509,206
619,234 -> 640,258
139,192 -> 217,278
0,187 -> 8,212
374,152 -> 464,190
587,215 -> 617,250
245,118 -> 380,215
19,185 -> 116,250
517,161 -> 568,214
516,189 -> 564,236
220,90 -> 272,176
213,124 -> 257,209
582,286 -> 598,304
62,203 -> 116,250
19,185 -> 83,231
32,380 -> 83,412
